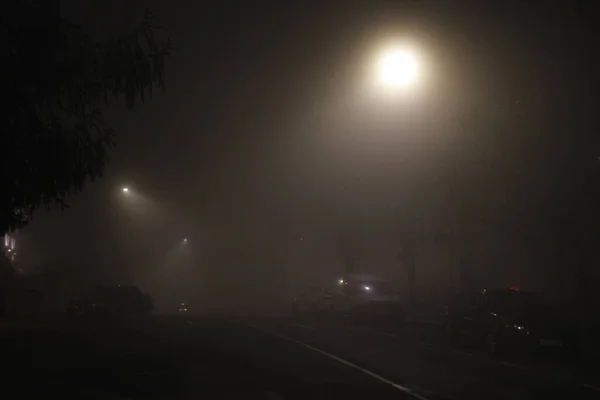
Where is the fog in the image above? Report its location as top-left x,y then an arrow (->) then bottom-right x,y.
7,1 -> 600,319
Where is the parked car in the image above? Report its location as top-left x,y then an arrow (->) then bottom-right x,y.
442,287 -> 577,357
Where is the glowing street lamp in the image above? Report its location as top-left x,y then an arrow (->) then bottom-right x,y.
122,187 -> 130,193
374,45 -> 420,89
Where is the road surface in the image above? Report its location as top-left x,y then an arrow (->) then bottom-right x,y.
1,316 -> 416,399
254,316 -> 600,400
2,316 -> 599,399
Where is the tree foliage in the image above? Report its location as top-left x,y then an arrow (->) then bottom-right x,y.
0,2 -> 172,232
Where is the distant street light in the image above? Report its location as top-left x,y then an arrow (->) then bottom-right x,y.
122,187 -> 130,193
182,238 -> 188,244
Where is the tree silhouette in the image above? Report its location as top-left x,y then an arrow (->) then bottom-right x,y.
0,2 -> 172,232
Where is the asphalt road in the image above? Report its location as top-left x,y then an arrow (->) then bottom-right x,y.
2,315 -> 599,399
1,316 -> 416,399
253,315 -> 600,400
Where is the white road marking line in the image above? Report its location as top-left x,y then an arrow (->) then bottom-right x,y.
292,323 -> 316,330
242,322 -> 430,400
582,383 -> 600,392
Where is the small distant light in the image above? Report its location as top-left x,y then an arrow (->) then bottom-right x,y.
364,285 -> 371,292
338,279 -> 344,285
181,302 -> 185,306
183,238 -> 188,244
122,187 -> 129,193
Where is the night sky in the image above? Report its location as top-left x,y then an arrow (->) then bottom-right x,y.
17,1 -> 600,311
